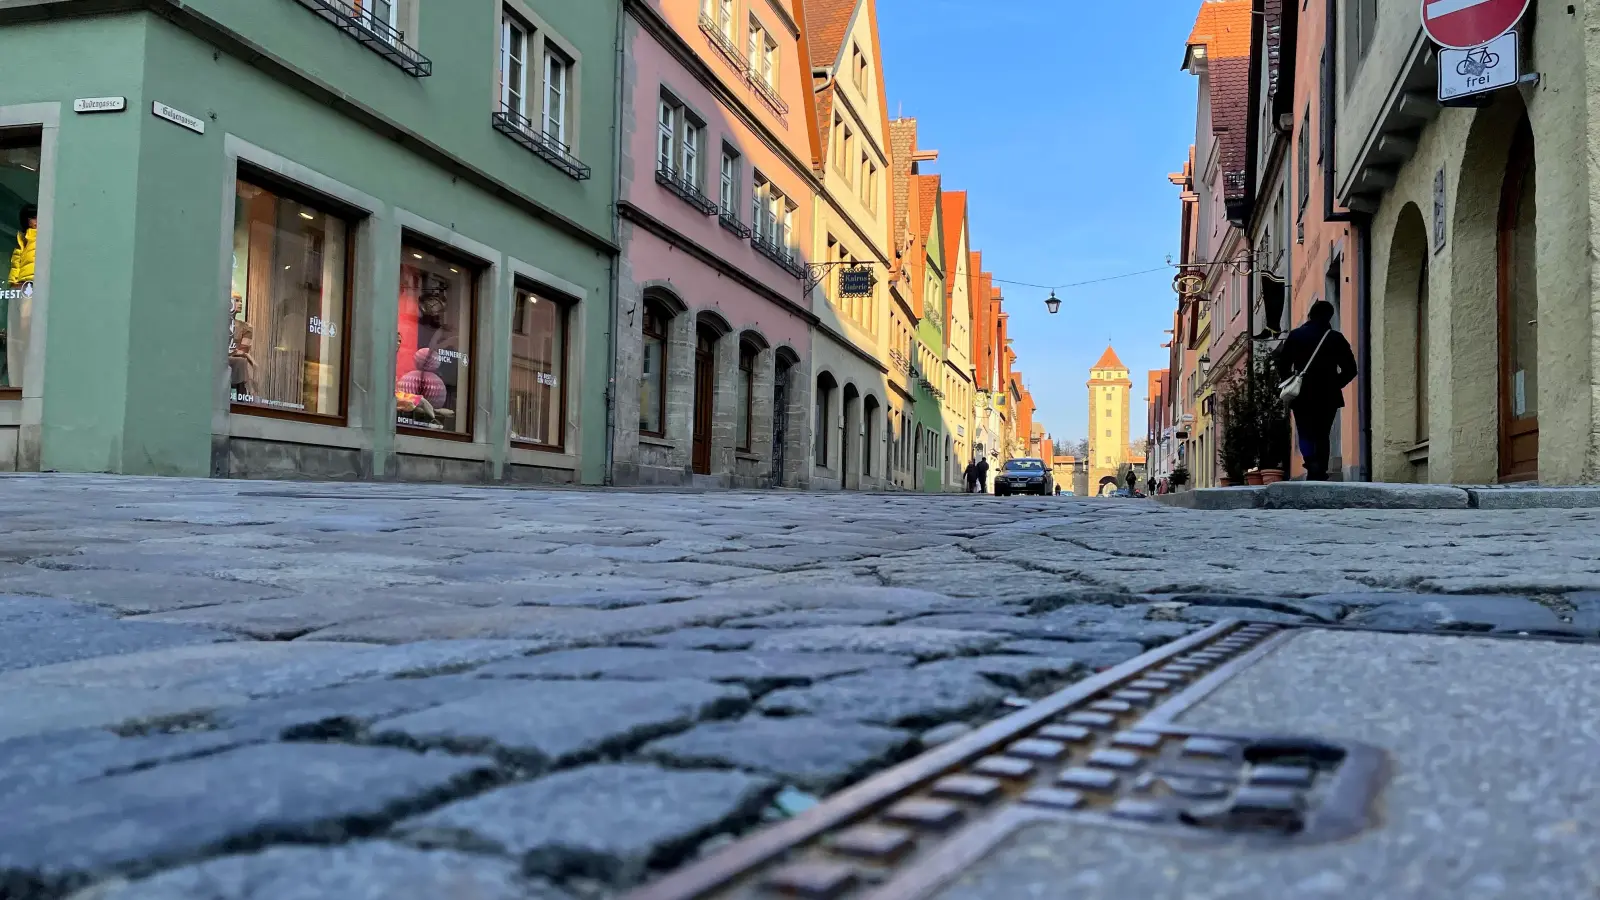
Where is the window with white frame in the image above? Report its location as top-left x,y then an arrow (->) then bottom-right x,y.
543,45 -> 572,147
354,0 -> 397,40
720,147 -> 740,216
751,172 -> 769,241
657,94 -> 703,189
717,0 -> 734,39
747,17 -> 778,90
658,99 -> 677,173
499,12 -> 530,118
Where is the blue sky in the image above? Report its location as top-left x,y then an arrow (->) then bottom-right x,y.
874,0 -> 1200,444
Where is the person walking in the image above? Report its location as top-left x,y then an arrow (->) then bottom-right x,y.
1147,476 -> 1156,496
975,456 -> 990,494
1275,300 -> 1358,481
1125,469 -> 1137,495
963,460 -> 977,494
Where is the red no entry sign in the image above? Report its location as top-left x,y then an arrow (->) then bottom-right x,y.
1422,0 -> 1530,49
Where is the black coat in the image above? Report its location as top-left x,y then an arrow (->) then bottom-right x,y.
1275,320 -> 1357,411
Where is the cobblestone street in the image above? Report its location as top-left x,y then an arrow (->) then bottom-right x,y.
3,475 -> 1600,899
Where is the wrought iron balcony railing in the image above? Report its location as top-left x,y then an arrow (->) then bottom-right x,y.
699,14 -> 750,75
655,165 -> 719,215
291,0 -> 432,77
719,207 -> 752,239
492,104 -> 592,181
746,71 -> 789,117
752,232 -> 804,279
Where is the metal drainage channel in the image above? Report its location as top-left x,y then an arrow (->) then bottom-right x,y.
622,620 -> 1387,900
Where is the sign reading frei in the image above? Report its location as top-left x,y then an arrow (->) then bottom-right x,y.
1421,0 -> 1529,50
73,97 -> 127,114
1439,31 -> 1519,102
151,101 -> 205,135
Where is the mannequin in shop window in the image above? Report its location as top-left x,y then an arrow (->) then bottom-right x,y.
4,205 -> 36,387
396,286 -> 460,428
226,293 -> 256,399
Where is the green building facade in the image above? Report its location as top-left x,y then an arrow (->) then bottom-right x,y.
914,196 -> 946,494
0,0 -> 619,483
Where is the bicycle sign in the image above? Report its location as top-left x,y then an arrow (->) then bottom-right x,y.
1438,31 -> 1517,102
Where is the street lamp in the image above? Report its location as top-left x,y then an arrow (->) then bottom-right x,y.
1199,354 -> 1212,374
1045,291 -> 1061,315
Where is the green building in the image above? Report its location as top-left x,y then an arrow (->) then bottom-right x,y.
0,0 -> 619,483
912,176 -> 947,494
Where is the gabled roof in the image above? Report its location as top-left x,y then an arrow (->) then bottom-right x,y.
940,191 -> 967,280
1092,346 -> 1127,371
915,174 -> 941,250
803,0 -> 858,70
1186,0 -> 1252,207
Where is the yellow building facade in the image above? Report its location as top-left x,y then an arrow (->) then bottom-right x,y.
1087,346 -> 1132,494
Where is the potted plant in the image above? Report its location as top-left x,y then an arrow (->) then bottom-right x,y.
1218,370 -> 1253,487
1250,356 -> 1290,484
1171,465 -> 1190,489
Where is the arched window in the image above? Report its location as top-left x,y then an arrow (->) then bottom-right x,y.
737,342 -> 757,451
640,300 -> 669,436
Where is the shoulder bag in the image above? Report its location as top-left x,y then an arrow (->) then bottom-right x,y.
1279,330 -> 1330,404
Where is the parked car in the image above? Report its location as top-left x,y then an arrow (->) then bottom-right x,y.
994,458 -> 1054,496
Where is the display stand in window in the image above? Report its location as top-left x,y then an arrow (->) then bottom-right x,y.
396,243 -> 476,437
0,136 -> 41,395
510,284 -> 567,450
229,176 -> 351,420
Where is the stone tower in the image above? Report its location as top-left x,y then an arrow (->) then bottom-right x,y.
1087,346 -> 1133,495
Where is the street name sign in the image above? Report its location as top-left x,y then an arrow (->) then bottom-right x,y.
151,101 -> 205,135
1438,31 -> 1518,102
1421,0 -> 1529,50
73,97 -> 126,114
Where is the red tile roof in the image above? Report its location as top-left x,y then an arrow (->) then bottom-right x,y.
915,174 -> 940,247
1092,346 -> 1127,371
1188,1 -> 1253,205
940,191 -> 967,280
802,0 -> 858,69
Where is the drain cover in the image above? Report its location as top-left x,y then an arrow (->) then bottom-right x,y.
624,622 -> 1600,900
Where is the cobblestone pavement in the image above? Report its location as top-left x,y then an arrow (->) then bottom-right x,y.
2,474 -> 1599,899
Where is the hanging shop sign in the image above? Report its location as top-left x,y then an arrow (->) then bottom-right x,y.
1421,0 -> 1529,50
838,265 -> 876,298
1438,30 -> 1518,102
151,102 -> 205,135
73,97 -> 127,114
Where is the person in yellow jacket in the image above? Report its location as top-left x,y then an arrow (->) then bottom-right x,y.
8,205 -> 34,287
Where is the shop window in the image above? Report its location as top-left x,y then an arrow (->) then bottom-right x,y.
510,283 -> 567,449
396,241 -> 476,436
737,342 -> 756,451
0,135 -> 40,395
229,176 -> 351,418
640,300 -> 669,436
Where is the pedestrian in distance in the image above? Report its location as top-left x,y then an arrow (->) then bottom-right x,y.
1125,469 -> 1137,495
1147,476 -> 1156,496
963,460 -> 977,494
1274,300 -> 1358,482
976,457 -> 990,494
1053,484 -> 1061,496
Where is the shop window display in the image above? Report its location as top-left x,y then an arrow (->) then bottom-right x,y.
396,244 -> 475,435
0,136 -> 41,392
229,177 -> 349,417
510,284 -> 566,449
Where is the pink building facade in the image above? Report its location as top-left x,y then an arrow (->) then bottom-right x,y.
613,0 -> 821,487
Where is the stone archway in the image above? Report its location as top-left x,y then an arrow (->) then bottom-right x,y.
841,383 -> 861,491
1448,91 -> 1531,483
862,395 -> 881,484
1377,202 -> 1431,482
